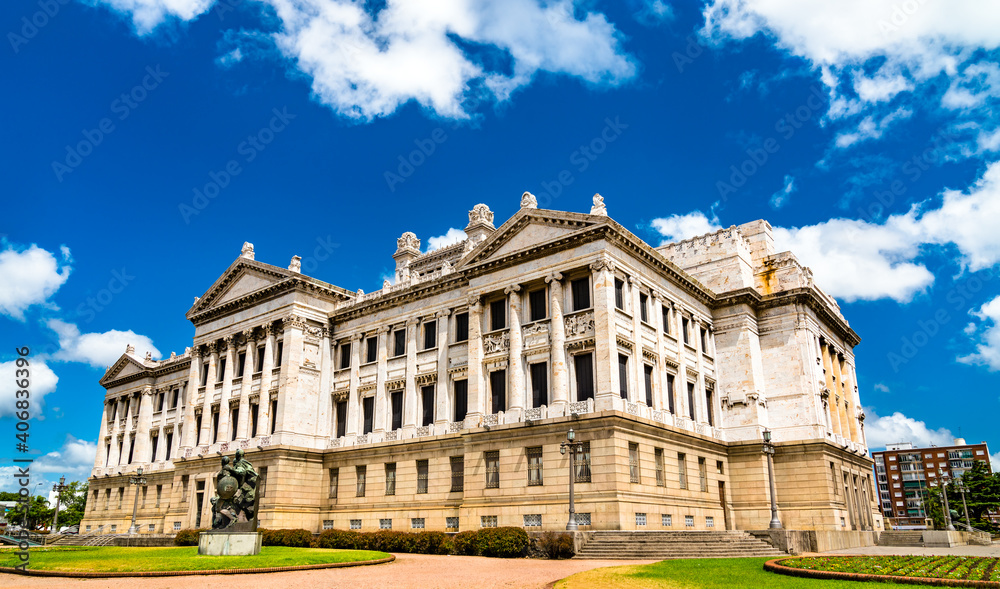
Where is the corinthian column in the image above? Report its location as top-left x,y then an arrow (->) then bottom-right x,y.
346,333 -> 362,436
235,330 -> 254,440
181,347 -> 201,449
257,324 -> 276,437
546,273 -> 567,412
374,326 -> 389,433
505,285 -> 523,421
133,386 -> 154,465
591,254 -> 620,410
435,309 -> 450,424
95,402 -> 110,468
199,343 -> 218,445
217,335 -> 237,442
403,318 -> 419,434
466,296 -> 485,421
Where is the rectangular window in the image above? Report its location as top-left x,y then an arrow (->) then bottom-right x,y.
249,404 -> 258,438
275,341 -> 283,366
636,513 -> 647,526
666,374 -> 676,413
682,317 -> 691,345
685,515 -> 694,527
576,513 -> 592,526
451,456 -> 464,492
662,514 -> 672,527
639,293 -> 648,323
699,457 -> 708,492
523,514 -> 542,527
717,460 -> 725,475
706,516 -> 715,528
662,305 -> 671,334
454,380 -> 468,422
455,312 -> 469,342
574,353 -> 594,401
171,388 -> 179,408
576,441 -> 592,483
571,277 -> 591,311
701,328 -> 709,352
390,391 -> 403,431
490,370 -> 506,414
380,519 -> 392,530
217,358 -> 226,382
527,446 -> 543,486
655,448 -> 665,487
339,343 -> 351,369
156,392 -> 164,412
385,463 -> 396,496
705,389 -> 714,426
614,278 -> 625,310
237,351 -> 246,377
350,519 -> 361,530
416,459 -> 429,494
481,515 -> 498,528
629,443 -> 640,483
411,518 -> 425,529
230,407 -> 239,441
485,450 -> 500,489
211,411 -> 219,444
530,362 -> 548,408
424,320 -> 437,349
687,382 -> 696,420
365,336 -> 378,364
362,396 -> 375,434
323,520 -> 334,530
256,345 -> 266,372
421,385 -> 435,426
329,468 -> 339,499
336,400 -> 347,437
490,299 -> 506,331
394,329 -> 406,357
150,435 -> 158,462
618,354 -> 629,399
270,400 -> 277,434
446,517 -> 459,529
356,465 -> 367,497
201,362 -> 209,386
643,364 -> 653,406
529,288 -> 546,322
165,433 -> 172,460
678,453 -> 688,489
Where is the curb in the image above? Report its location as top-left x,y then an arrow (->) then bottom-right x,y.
764,558 -> 1000,588
0,555 -> 395,578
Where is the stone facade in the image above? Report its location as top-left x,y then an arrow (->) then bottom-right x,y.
81,195 -> 881,536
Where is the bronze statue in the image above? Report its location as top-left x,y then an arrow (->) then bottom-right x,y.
210,451 -> 259,531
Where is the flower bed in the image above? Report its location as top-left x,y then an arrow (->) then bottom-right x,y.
771,556 -> 1000,586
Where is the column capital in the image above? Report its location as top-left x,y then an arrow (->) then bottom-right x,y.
207,341 -> 222,355
467,294 -> 481,308
222,335 -> 237,350
377,325 -> 390,335
241,328 -> 256,342
321,326 -> 332,338
406,317 -> 420,327
504,284 -> 521,295
350,332 -> 364,343
262,322 -> 278,337
436,309 -> 452,319
141,386 -> 154,396
544,272 -> 563,284
283,313 -> 307,330
650,290 -> 661,301
589,254 -> 615,273
189,346 -> 203,359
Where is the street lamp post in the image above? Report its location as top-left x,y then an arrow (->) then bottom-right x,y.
956,478 -> 971,529
937,470 -> 955,531
762,429 -> 782,529
127,467 -> 148,535
560,429 -> 585,531
51,476 -> 68,532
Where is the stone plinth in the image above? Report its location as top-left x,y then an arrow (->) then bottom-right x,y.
198,531 -> 262,556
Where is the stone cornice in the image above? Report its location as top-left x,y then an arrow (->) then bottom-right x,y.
714,287 -> 860,347
100,358 -> 191,390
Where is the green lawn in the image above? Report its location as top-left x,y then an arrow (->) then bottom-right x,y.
0,546 -> 390,572
556,558 -> 919,589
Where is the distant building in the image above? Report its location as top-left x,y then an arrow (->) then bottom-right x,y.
873,438 -> 992,529
82,195 -> 880,536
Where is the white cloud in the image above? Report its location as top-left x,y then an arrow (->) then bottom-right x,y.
701,0 -> 1000,156
0,359 -> 58,418
863,408 -> 956,450
873,383 -> 890,393
426,227 -> 467,252
0,436 -> 97,494
991,451 -> 1000,472
957,295 -> 1000,371
0,242 -> 72,320
93,0 -> 636,121
46,319 -> 160,369
633,0 -> 674,26
650,210 -> 722,244
769,174 -> 796,208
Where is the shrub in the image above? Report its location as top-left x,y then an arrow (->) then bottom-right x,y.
315,529 -> 363,549
173,528 -> 206,546
261,528 -> 314,547
538,532 -> 575,559
452,530 -> 478,556
475,527 -> 530,558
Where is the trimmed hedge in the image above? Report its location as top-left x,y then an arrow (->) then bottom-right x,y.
260,528 -> 314,547
475,527 -> 530,558
173,528 -> 207,546
452,530 -> 478,556
314,529 -> 450,554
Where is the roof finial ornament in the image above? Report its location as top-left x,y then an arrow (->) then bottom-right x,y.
288,255 -> 301,273
590,193 -> 607,216
126,343 -> 135,355
520,191 -> 537,209
240,241 -> 255,260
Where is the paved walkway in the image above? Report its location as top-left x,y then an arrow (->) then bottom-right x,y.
819,544 -> 1000,557
0,553 -> 656,589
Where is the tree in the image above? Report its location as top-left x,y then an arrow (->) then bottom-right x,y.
53,481 -> 88,529
0,491 -> 51,529
952,461 -> 1000,532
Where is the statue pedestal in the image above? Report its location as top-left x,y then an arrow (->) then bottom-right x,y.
197,531 -> 262,556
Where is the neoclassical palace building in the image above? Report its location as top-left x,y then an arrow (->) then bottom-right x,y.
81,194 -> 881,536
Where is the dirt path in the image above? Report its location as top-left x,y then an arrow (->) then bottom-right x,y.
0,553 -> 655,589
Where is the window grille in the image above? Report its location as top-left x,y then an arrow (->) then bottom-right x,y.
527,447 -> 543,486
481,515 -> 498,528
629,443 -> 640,483
575,442 -> 592,483
451,456 -> 464,492
576,513 -> 592,526
662,514 -> 672,527
379,519 -> 392,530
411,518 -> 425,529
635,513 -> 647,526
523,514 -> 542,527
350,519 -> 361,530
323,520 -> 334,530
416,459 -> 429,494
485,451 -> 500,489
446,517 -> 459,529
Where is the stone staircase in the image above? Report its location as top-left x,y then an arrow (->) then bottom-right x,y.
878,531 -> 924,547
574,531 -> 786,560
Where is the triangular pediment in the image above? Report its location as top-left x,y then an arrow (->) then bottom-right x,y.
458,209 -> 604,269
100,354 -> 149,385
187,258 -> 292,318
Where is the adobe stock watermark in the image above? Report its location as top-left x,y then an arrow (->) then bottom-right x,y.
7,0 -> 70,54
75,267 -> 136,323
715,85 -> 826,201
179,107 -> 295,224
672,35 -> 710,74
535,116 -> 628,207
878,0 -> 931,37
383,128 -> 448,192
296,236 -> 341,275
51,65 -> 169,182
887,266 -> 997,372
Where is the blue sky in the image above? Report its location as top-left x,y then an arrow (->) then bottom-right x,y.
3,0 -> 1000,492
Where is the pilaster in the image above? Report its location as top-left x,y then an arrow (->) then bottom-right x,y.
235,329 -> 255,440
257,324 -> 277,437
346,333 -> 362,436
435,309 -> 450,424
545,273 -> 567,411
505,285 -> 524,421
217,335 -> 237,442
374,326 -> 389,433
403,317 -> 419,434
466,296 -> 485,420
591,255 -> 620,410
133,386 -> 154,465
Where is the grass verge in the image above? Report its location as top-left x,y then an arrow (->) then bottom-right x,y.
555,557 -> 918,589
0,546 -> 389,572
